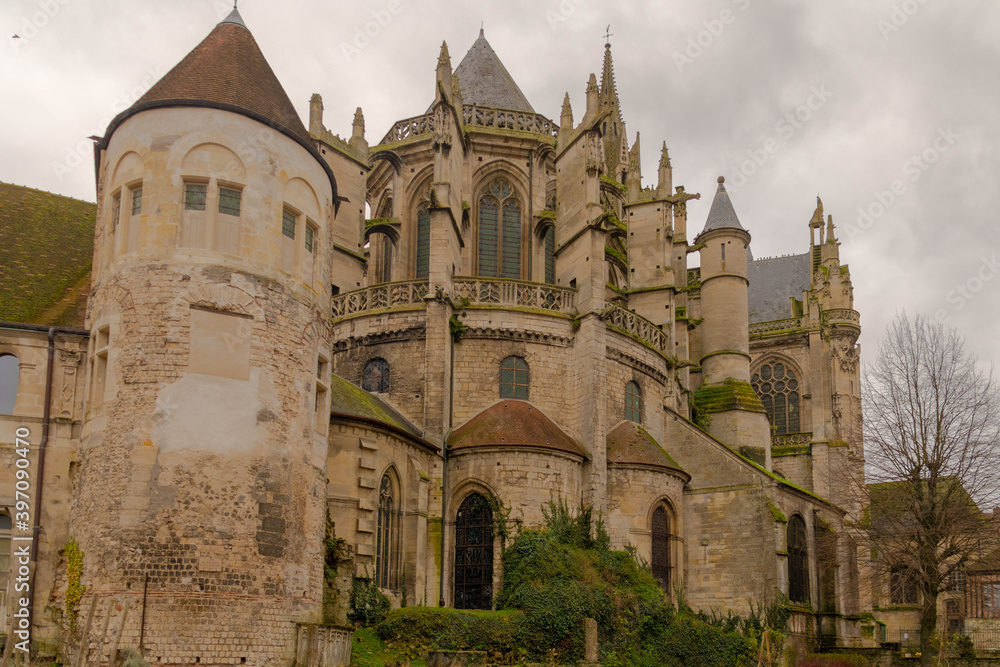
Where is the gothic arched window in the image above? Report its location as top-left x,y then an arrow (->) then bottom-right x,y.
651,505 -> 670,590
0,354 -> 18,415
454,492 -> 494,610
751,361 -> 801,434
362,358 -> 390,393
625,381 -> 642,423
543,225 -> 556,284
788,514 -> 809,604
375,474 -> 397,589
373,234 -> 393,284
477,178 -> 521,279
499,356 -> 529,400
416,204 -> 430,279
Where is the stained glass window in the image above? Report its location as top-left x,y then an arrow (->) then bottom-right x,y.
788,515 -> 809,603
499,357 -> 529,400
416,205 -> 430,279
362,358 -> 390,393
651,505 -> 670,590
375,474 -> 396,589
625,381 -> 642,423
477,178 -> 521,279
751,361 -> 801,434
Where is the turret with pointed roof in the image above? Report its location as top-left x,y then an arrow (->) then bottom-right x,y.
450,29 -> 534,112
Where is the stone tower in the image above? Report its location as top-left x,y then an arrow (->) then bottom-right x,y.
694,177 -> 771,466
73,9 -> 338,665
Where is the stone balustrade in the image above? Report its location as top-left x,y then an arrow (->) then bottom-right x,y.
452,277 -> 576,313
331,280 -> 429,319
603,305 -> 671,355
380,105 -> 558,145
749,317 -> 806,336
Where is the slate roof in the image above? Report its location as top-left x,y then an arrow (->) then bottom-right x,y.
606,421 -> 687,476
0,183 -> 95,327
700,176 -> 744,234
448,400 -> 586,457
748,253 -> 811,323
112,8 -> 310,144
452,30 -> 534,113
328,374 -> 424,440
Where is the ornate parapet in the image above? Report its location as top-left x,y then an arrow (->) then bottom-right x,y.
331,280 -> 430,320
452,277 -> 576,314
379,105 -> 558,145
772,432 -> 813,452
822,308 -> 861,329
603,305 -> 671,356
749,317 -> 807,338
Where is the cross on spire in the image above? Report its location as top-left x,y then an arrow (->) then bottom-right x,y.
604,24 -> 613,47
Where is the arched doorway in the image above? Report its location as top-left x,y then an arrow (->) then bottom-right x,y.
454,492 -> 493,610
651,505 -> 670,590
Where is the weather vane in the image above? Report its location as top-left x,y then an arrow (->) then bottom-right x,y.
604,24 -> 613,47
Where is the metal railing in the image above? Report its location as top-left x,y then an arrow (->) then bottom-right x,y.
380,105 -> 558,144
331,280 -> 429,319
452,277 -> 576,313
604,305 -> 670,355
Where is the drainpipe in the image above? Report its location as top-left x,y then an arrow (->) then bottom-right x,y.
26,327 -> 56,629
438,323 -> 456,607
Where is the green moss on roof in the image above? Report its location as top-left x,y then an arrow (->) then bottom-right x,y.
606,421 -> 686,474
328,373 -> 422,438
693,379 -> 766,414
0,182 -> 95,326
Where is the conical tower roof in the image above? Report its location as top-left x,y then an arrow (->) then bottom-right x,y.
701,176 -> 745,233
452,29 -> 534,112
107,8 -> 310,144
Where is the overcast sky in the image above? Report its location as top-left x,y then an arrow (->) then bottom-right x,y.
2,0 -> 998,368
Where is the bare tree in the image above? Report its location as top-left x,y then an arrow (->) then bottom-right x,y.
864,313 -> 1000,665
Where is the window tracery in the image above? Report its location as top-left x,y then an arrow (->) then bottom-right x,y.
478,178 -> 521,279
751,361 -> 801,434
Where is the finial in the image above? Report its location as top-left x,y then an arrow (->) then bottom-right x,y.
660,141 -> 671,168
604,24 -> 613,47
437,41 -> 451,69
718,176 -> 725,184
586,73 -> 598,93
480,22 -> 484,38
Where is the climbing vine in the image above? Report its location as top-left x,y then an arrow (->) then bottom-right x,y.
63,538 -> 84,631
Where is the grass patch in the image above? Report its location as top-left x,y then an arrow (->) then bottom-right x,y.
350,627 -> 426,667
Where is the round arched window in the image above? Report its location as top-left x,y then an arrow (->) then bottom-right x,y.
751,361 -> 800,434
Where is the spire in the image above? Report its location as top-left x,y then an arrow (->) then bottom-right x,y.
220,6 -> 246,29
585,73 -> 599,116
560,92 -> 573,129
659,141 -> 671,168
446,30 -> 534,113
599,42 -> 622,120
352,107 -> 365,137
701,176 -> 745,234
825,214 -> 837,244
120,9 -> 310,143
437,41 -> 451,71
657,141 -> 672,196
810,196 -> 824,228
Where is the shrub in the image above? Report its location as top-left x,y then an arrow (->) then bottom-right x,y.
349,576 -> 391,626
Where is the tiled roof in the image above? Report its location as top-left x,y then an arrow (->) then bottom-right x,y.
606,421 -> 686,474
328,374 -> 423,440
748,252 -> 811,323
448,400 -> 586,457
113,8 -> 310,144
0,182 -> 95,327
452,30 -> 534,113
700,176 -> 745,234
